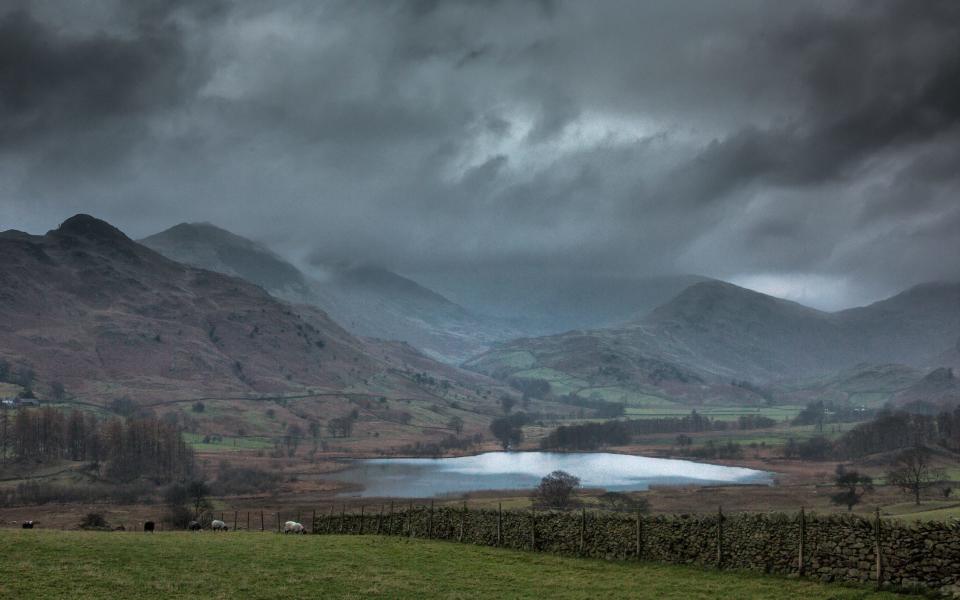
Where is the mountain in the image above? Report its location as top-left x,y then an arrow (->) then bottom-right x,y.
891,367 -> 960,411
142,223 -> 518,363
0,215 -> 502,443
777,363 -> 924,408
467,279 -> 960,407
140,222 -> 312,298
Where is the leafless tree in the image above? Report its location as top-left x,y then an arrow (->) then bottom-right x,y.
885,446 -> 946,505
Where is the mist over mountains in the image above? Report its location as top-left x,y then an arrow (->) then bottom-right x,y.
467,278 -> 960,410
141,222 -> 520,363
1,213 -> 957,418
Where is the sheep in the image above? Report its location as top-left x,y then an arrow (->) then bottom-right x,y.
143,521 -> 155,533
283,521 -> 306,534
188,520 -> 202,531
211,519 -> 228,532
21,521 -> 34,529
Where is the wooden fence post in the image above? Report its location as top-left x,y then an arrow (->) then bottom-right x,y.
408,502 -> 414,538
579,507 -> 586,555
497,503 -> 502,547
798,507 -> 806,577
359,506 -> 365,535
277,512 -> 281,533
716,506 -> 724,568
459,502 -> 466,542
428,500 -> 434,539
339,505 -> 345,534
246,511 -> 250,532
389,502 -> 394,535
377,505 -> 383,535
530,508 -> 536,551
311,509 -> 316,534
874,507 -> 882,588
636,508 -> 643,560
233,511 -> 238,532
260,510 -> 264,532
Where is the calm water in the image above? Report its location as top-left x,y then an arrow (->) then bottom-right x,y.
326,452 -> 772,498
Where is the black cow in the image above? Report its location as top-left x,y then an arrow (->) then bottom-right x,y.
144,521 -> 155,533
21,521 -> 34,529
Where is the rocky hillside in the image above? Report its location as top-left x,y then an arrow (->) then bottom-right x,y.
0,216 -> 502,439
142,223 -> 518,363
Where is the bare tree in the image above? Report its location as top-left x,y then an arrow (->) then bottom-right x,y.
885,446 -> 945,505
49,381 -> 66,402
447,416 -> 464,436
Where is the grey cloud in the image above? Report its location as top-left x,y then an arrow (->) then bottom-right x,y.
2,0 -> 960,311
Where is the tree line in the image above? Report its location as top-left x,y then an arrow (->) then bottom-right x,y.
539,411 -> 776,451
837,407 -> 960,458
0,406 -> 195,483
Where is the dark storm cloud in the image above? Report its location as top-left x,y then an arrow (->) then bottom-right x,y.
2,0 -> 960,310
0,2 -> 219,154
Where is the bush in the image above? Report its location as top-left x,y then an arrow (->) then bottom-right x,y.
1,481 -> 153,507
212,463 -> 282,495
597,492 -> 650,513
79,512 -> 108,530
532,470 -> 580,510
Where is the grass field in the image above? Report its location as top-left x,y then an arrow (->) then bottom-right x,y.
182,432 -> 274,453
0,530 -> 918,599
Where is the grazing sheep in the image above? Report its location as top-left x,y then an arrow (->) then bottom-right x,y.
21,521 -> 34,529
143,521 -> 155,533
283,521 -> 306,534
211,519 -> 228,531
188,521 -> 202,531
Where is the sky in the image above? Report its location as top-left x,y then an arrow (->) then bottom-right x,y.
2,0 -> 959,310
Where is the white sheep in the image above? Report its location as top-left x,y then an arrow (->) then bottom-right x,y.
283,520 -> 306,534
211,519 -> 229,531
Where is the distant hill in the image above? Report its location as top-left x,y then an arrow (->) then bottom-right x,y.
142,223 -> 519,363
468,279 -> 960,407
891,367 -> 960,412
415,270 -> 710,334
0,215 -> 502,443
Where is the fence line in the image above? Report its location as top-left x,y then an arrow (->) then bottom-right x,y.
57,504 -> 960,597
311,505 -> 960,598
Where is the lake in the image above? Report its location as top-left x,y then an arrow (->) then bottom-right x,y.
325,451 -> 773,498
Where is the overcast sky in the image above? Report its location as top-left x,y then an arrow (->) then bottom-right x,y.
2,0 -> 959,310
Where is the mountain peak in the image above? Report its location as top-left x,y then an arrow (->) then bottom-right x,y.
52,214 -> 130,243
647,279 -> 823,323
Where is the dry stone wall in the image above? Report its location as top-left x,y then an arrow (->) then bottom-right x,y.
313,506 -> 960,597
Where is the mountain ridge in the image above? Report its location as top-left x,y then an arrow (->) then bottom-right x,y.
468,278 -> 960,405
141,222 -> 520,363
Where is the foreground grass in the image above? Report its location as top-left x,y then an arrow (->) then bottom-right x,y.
0,530 -> 918,600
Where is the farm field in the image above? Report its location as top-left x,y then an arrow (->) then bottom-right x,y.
0,530 -> 917,600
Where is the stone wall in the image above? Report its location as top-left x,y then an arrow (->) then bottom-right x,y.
313,506 -> 960,597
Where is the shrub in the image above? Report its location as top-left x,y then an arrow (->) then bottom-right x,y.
533,470 -> 580,510
79,512 -> 109,530
212,463 -> 282,495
